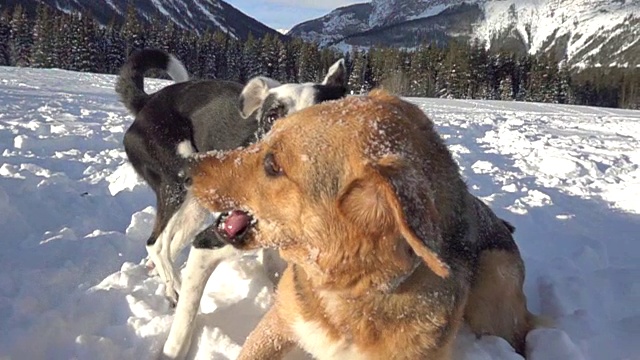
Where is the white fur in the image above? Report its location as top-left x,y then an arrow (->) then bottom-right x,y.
162,245 -> 241,359
148,192 -> 213,302
167,54 -> 190,83
176,140 -> 195,158
160,58 -> 347,357
269,84 -> 319,114
292,318 -> 367,360
322,58 -> 346,85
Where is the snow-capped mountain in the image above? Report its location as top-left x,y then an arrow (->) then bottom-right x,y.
4,0 -> 281,40
288,0 -> 640,68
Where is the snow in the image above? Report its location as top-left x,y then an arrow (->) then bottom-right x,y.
192,0 -> 236,39
1,66 -> 639,360
474,0 -> 640,63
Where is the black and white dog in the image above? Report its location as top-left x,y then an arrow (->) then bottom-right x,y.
116,49 -> 347,358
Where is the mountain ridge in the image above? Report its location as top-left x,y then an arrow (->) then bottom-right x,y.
2,0 -> 282,40
288,0 -> 640,68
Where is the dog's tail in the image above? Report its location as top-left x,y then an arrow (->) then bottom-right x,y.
115,48 -> 189,115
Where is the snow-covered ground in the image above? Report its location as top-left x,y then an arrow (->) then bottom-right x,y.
0,66 -> 639,360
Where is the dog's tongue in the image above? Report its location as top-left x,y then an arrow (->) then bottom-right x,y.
223,210 -> 251,238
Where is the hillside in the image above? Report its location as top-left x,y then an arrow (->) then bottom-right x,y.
288,0 -> 640,68
2,0 -> 281,40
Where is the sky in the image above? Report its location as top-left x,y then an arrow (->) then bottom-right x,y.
225,0 -> 365,33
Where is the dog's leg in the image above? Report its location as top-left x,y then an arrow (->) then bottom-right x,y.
464,249 -> 537,356
237,305 -> 295,360
162,245 -> 240,360
147,234 -> 180,305
155,194 -> 213,303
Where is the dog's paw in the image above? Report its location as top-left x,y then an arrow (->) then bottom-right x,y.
164,286 -> 179,308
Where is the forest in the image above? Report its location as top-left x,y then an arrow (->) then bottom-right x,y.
1,3 -> 639,109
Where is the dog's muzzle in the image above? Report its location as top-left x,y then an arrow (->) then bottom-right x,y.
215,210 -> 255,245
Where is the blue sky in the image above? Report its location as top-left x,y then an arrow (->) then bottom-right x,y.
226,0 -> 364,32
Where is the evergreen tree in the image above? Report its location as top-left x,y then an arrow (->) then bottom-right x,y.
225,38 -> 243,82
121,3 -> 145,55
102,22 -> 125,74
556,62 -> 573,104
499,77 -> 514,100
211,31 -> 229,80
348,48 -> 364,94
468,39 -> 489,99
9,5 -> 31,67
31,4 -> 54,68
145,12 -> 165,51
243,33 -> 263,79
439,40 -> 471,99
68,12 -> 97,72
274,38 -> 289,82
297,41 -> 320,82
0,9 -> 11,66
159,20 -> 177,53
347,48 -> 372,94
52,12 -> 72,70
196,31 -> 216,78
514,55 -> 532,101
260,33 -> 278,78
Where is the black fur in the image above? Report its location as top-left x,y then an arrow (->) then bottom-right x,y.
313,84 -> 348,103
117,48 -> 347,248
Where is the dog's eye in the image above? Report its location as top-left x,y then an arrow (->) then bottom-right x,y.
265,107 -> 285,124
266,111 -> 279,123
264,152 -> 283,177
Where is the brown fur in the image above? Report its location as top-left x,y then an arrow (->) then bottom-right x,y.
189,89 -> 542,359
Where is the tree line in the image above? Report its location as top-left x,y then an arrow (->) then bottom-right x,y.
1,3 -> 639,109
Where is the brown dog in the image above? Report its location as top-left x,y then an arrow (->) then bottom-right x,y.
186,90 -> 541,359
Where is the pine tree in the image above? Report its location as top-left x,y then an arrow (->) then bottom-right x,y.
31,4 -> 54,68
297,41 -> 320,82
211,31 -> 229,80
52,12 -> 72,70
68,12 -> 95,72
0,9 -> 11,66
145,12 -> 165,51
348,48 -> 364,94
121,3 -> 145,55
9,5 -> 32,67
196,31 -> 216,78
102,21 -> 125,74
468,39 -> 489,99
260,33 -> 278,78
274,38 -> 289,82
499,77 -> 514,100
225,38 -> 243,82
556,62 -> 573,104
159,20 -> 177,53
243,33 -> 263,79
347,48 -> 372,94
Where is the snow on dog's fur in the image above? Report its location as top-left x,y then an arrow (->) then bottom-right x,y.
186,90 -> 547,359
115,48 -> 347,359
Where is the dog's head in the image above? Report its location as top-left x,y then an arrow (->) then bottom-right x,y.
189,90 -> 466,290
238,58 -> 347,139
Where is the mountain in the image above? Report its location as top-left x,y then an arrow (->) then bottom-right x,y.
288,0 -> 640,68
2,0 -> 281,40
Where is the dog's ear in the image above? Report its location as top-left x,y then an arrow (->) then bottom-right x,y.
322,58 -> 347,87
338,155 -> 450,278
238,77 -> 281,119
